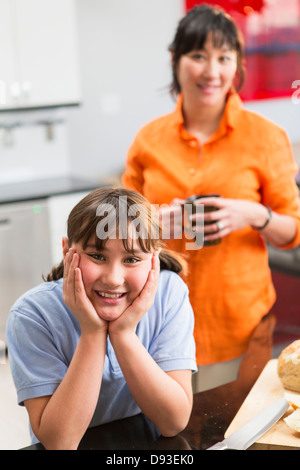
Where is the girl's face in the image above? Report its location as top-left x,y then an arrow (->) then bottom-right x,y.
176,33 -> 237,109
69,237 -> 153,322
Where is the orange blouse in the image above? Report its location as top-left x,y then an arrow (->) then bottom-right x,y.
123,93 -> 300,365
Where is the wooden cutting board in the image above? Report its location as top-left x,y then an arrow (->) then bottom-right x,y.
224,359 -> 300,450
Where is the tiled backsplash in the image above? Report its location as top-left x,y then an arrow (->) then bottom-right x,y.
0,109 -> 71,184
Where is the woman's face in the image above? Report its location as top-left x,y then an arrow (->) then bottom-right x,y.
176,33 -> 238,109
68,237 -> 153,322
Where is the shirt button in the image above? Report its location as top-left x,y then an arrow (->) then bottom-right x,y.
189,140 -> 197,147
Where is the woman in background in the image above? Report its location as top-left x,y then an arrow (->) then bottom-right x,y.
123,5 -> 300,391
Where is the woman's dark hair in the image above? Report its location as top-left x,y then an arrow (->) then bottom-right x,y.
46,187 -> 187,281
169,4 -> 245,96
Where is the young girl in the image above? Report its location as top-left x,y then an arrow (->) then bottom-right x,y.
6,187 -> 196,450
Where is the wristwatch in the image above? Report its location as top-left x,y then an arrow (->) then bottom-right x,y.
251,206 -> 272,230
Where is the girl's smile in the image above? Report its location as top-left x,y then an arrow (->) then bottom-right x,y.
96,291 -> 126,300
94,289 -> 127,305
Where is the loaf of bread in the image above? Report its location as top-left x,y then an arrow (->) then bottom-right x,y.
278,340 -> 300,392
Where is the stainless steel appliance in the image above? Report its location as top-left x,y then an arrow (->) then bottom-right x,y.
0,199 -> 52,345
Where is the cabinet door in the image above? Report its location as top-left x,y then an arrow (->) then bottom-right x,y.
0,0 -> 81,109
0,0 -> 16,106
15,0 -> 81,107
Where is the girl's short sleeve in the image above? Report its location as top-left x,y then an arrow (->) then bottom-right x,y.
6,300 -> 70,405
146,271 -> 197,373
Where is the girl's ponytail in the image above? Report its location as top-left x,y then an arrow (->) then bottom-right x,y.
159,248 -> 188,277
44,260 -> 64,282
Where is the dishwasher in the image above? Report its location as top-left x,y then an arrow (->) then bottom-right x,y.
0,199 -> 53,348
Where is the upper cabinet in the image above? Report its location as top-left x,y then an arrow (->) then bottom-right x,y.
0,0 -> 81,110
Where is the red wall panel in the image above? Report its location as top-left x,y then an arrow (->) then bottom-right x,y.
184,1 -> 300,101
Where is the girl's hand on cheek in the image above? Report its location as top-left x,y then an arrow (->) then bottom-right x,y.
108,251 -> 160,337
63,249 -> 108,336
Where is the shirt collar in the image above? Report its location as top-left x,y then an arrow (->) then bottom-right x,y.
174,94 -> 188,138
174,91 -> 243,139
223,91 -> 243,130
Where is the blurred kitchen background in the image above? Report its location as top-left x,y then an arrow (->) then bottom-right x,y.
0,0 -> 300,449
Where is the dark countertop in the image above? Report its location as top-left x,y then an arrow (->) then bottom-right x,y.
21,387 -> 250,451
1,175 -> 298,206
22,321 -> 273,451
0,176 -> 100,205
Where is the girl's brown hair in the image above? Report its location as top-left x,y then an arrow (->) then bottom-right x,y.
169,4 -> 245,96
46,187 -> 187,281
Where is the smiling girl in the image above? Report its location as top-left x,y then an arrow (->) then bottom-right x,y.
6,187 -> 196,450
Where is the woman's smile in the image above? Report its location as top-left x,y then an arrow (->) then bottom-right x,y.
197,83 -> 221,94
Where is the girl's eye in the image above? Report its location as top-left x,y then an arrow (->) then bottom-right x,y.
88,253 -> 105,261
124,257 -> 140,264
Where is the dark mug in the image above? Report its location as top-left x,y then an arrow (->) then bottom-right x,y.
185,194 -> 221,246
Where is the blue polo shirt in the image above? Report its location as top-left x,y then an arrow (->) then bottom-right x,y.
6,270 -> 197,443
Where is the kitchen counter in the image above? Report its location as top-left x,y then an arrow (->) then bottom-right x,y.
21,386 -> 250,451
21,378 -> 266,451
22,315 -> 274,451
0,176 -> 100,205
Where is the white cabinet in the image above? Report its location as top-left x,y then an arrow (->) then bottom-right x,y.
0,0 -> 15,106
0,0 -> 81,110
